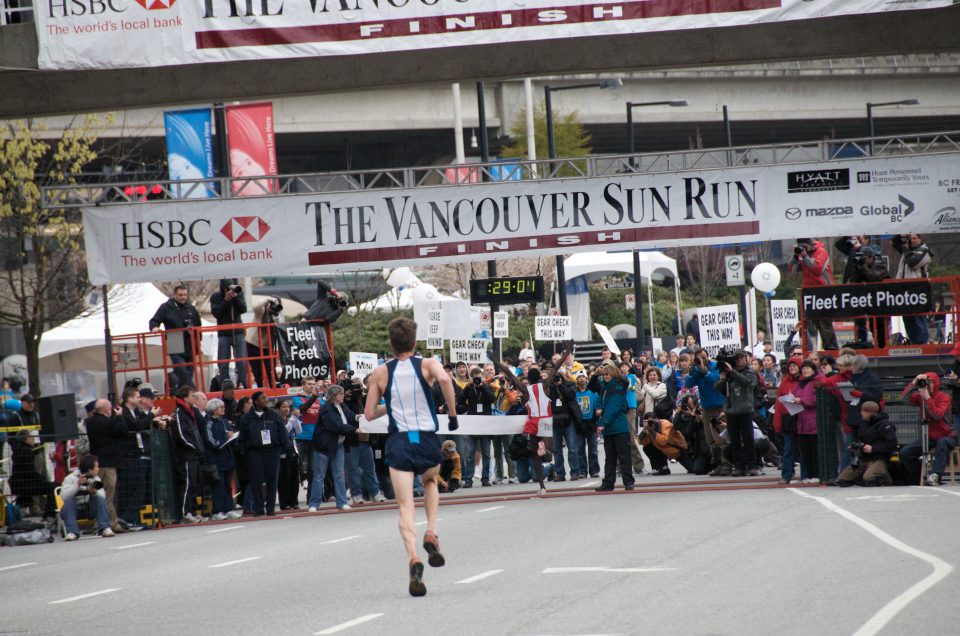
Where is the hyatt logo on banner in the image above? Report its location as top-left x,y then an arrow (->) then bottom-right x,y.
275,322 -> 331,381
802,281 -> 932,319
698,304 -> 741,357
164,108 -> 215,199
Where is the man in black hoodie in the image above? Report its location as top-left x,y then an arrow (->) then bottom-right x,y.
171,385 -> 207,522
210,278 -> 249,389
87,399 -> 129,532
149,285 -> 202,390
835,401 -> 897,487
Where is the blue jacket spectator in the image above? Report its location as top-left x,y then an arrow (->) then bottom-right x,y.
685,352 -> 724,410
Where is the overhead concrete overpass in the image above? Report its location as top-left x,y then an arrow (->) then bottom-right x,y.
1,6 -> 960,117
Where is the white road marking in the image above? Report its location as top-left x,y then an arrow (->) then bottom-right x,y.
49,588 -> 120,604
847,493 -> 938,502
208,556 -> 262,568
542,566 -> 676,574
927,486 -> 960,498
476,506 -> 504,513
578,481 -> 600,488
789,488 -> 953,636
109,541 -> 155,550
0,562 -> 37,572
320,535 -> 362,545
315,613 -> 384,634
207,525 -> 244,534
456,569 -> 504,584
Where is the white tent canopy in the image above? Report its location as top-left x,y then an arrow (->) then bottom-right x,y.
563,250 -> 679,283
561,250 -> 682,343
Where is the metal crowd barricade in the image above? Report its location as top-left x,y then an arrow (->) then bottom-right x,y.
815,386 -> 841,482
149,427 -> 178,527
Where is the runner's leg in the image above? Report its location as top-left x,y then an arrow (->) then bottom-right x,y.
390,468 -> 417,559
421,465 -> 441,535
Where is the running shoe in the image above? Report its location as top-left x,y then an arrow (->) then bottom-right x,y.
538,487 -> 548,496
373,492 -> 388,503
423,531 -> 445,567
408,558 -> 427,597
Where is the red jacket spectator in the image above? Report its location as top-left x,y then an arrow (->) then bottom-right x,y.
795,370 -> 823,435
790,240 -> 834,287
773,357 -> 803,433
902,372 -> 954,441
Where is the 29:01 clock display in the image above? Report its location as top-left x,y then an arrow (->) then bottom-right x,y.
469,276 -> 545,305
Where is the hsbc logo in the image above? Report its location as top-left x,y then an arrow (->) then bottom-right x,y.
220,216 -> 271,244
136,0 -> 176,8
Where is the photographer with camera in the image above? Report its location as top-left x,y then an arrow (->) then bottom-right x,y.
714,350 -> 760,477
455,366 -> 497,488
210,278 -> 249,389
245,297 -> 285,388
685,349 -> 726,469
673,395 -> 709,474
789,238 -> 839,350
638,413 -> 693,475
60,454 -> 115,540
339,371 -> 387,504
149,285 -> 202,390
892,233 -> 934,344
834,402 -> 897,487
899,373 -> 956,486
850,247 -> 891,347
545,363 -> 581,482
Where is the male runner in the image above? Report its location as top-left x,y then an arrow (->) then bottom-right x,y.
364,317 -> 459,597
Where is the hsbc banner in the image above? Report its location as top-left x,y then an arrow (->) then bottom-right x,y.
802,281 -> 933,320
36,0 -> 953,71
81,152 -> 960,285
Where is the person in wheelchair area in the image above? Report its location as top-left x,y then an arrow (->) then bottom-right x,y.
834,402 -> 897,487
60,454 -> 115,541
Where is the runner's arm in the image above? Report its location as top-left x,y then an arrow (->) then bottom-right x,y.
363,367 -> 387,421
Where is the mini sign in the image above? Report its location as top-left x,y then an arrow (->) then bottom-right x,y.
802,281 -> 932,319
348,352 -> 378,380
535,315 -> 572,341
493,312 -> 509,339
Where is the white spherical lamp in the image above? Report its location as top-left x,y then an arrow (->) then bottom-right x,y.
411,283 -> 439,303
751,262 -> 781,293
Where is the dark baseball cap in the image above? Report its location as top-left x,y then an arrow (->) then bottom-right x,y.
139,387 -> 157,398
20,393 -> 36,402
84,400 -> 97,414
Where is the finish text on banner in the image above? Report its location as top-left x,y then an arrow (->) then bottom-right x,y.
802,281 -> 933,320
275,322 -> 331,382
698,304 -> 741,356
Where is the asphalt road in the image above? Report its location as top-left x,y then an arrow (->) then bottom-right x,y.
2,478 -> 958,636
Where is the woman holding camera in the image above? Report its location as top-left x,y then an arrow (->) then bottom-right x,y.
774,357 -> 803,483
595,362 -> 635,492
638,367 -> 669,421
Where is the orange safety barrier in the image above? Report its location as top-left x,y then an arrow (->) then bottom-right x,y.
799,275 -> 959,357
110,319 -> 336,398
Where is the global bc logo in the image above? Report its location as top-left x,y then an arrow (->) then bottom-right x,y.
118,216 -> 274,269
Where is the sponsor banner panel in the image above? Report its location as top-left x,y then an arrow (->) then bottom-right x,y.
698,304 -> 741,356
275,322 -> 331,382
163,108 -> 215,199
36,0 -> 953,71
801,281 -> 933,320
82,153 -> 960,284
348,352 -> 378,379
225,102 -> 278,196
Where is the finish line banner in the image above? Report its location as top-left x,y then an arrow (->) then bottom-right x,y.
36,1 -> 953,71
82,152 -> 960,284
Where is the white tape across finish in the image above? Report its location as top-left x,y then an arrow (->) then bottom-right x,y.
360,414 -> 550,436
789,488 -> 953,636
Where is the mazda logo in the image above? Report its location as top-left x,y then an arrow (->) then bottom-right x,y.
785,208 -> 801,220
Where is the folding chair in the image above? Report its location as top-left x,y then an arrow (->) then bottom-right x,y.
54,486 -> 96,538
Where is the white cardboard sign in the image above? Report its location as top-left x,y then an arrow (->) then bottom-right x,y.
697,304 -> 741,357
348,352 -> 378,380
535,315 -> 572,341
493,311 -> 509,339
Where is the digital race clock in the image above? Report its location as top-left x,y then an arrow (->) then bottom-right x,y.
469,276 -> 545,305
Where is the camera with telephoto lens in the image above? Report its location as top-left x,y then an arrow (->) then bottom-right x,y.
715,347 -> 741,369
82,474 -> 105,490
472,377 -> 483,386
265,298 -> 283,317
793,245 -> 804,256
227,284 -> 243,295
917,378 -> 928,389
848,442 -> 865,468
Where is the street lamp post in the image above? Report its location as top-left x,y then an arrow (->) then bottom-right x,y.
624,99 -> 687,355
544,78 -> 622,317
866,99 -> 919,155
